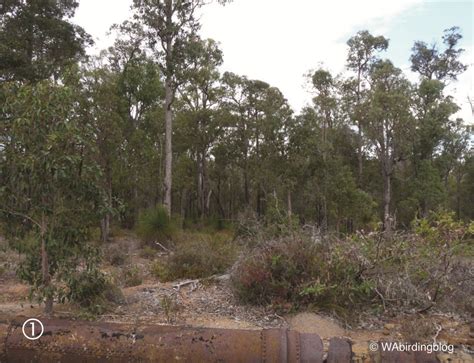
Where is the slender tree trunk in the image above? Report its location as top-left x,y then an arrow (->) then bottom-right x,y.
216,177 -> 226,219
356,69 -> 363,186
163,76 -> 173,216
40,216 -> 53,315
456,169 -> 461,220
321,196 -> 328,234
287,189 -> 292,220
322,117 -> 328,234
180,188 -> 187,228
244,167 -> 250,207
256,186 -> 262,217
206,190 -> 212,215
101,166 -> 112,242
382,166 -> 392,236
357,123 -> 363,185
197,152 -> 204,218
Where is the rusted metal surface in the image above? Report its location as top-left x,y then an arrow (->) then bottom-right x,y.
0,317 -> 324,362
0,317 -> 457,362
327,337 -> 351,363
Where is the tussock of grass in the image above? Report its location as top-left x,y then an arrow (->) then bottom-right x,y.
150,230 -> 237,281
136,205 -> 177,245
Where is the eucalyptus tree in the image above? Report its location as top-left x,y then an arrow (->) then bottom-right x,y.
105,28 -> 164,226
0,0 -> 91,82
410,26 -> 467,82
310,69 -> 337,231
220,72 -> 253,207
403,27 -> 467,218
345,31 -> 388,185
0,80 -> 104,314
131,0 -> 231,215
220,72 -> 293,216
365,60 -> 414,234
175,38 -> 224,218
80,61 -> 124,241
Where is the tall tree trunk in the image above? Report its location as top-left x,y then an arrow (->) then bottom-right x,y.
321,195 -> 328,234
382,166 -> 392,236
197,152 -> 204,218
357,123 -> 363,186
216,177 -> 226,219
256,186 -> 262,217
163,76 -> 173,216
455,168 -> 462,220
100,166 -> 112,242
287,189 -> 292,220
180,188 -> 187,228
206,190 -> 212,215
356,68 -> 363,186
40,216 -> 53,315
244,167 -> 250,207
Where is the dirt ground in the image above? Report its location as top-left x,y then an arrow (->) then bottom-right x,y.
1,234 -> 473,362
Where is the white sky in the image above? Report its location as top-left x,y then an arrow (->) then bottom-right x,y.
73,0 -> 473,122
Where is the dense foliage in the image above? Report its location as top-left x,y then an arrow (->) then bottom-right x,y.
231,212 -> 474,321
0,1 -> 472,315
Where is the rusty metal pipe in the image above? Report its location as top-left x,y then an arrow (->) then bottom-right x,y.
0,317 -> 324,362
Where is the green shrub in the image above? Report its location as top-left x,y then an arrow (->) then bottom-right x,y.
123,266 -> 143,287
231,234 -> 374,315
137,205 -> 176,244
104,243 -> 129,266
139,245 -> 157,259
232,212 -> 474,320
160,295 -> 179,323
103,281 -> 126,305
62,268 -> 126,315
150,260 -> 170,281
151,232 -> 237,281
64,268 -> 108,314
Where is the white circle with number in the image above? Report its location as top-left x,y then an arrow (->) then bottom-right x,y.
22,318 -> 44,340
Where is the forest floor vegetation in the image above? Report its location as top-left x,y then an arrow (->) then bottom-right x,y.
0,217 -> 473,360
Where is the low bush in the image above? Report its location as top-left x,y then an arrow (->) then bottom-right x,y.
150,260 -> 170,281
104,243 -> 129,266
102,281 -> 126,305
122,266 -> 143,287
150,231 -> 237,281
63,268 -> 126,315
231,211 -> 474,320
231,234 -> 374,315
139,245 -> 157,259
63,268 -> 109,315
137,205 -> 176,245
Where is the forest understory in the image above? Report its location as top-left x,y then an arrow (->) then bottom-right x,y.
1,225 -> 473,362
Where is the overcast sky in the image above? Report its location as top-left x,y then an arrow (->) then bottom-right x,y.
73,0 -> 473,122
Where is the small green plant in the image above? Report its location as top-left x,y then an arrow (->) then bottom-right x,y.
160,295 -> 178,323
63,268 -> 108,315
158,232 -> 237,281
139,245 -> 157,259
137,205 -> 176,244
123,266 -> 143,287
150,260 -> 170,281
105,243 -> 129,266
103,280 -> 126,305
